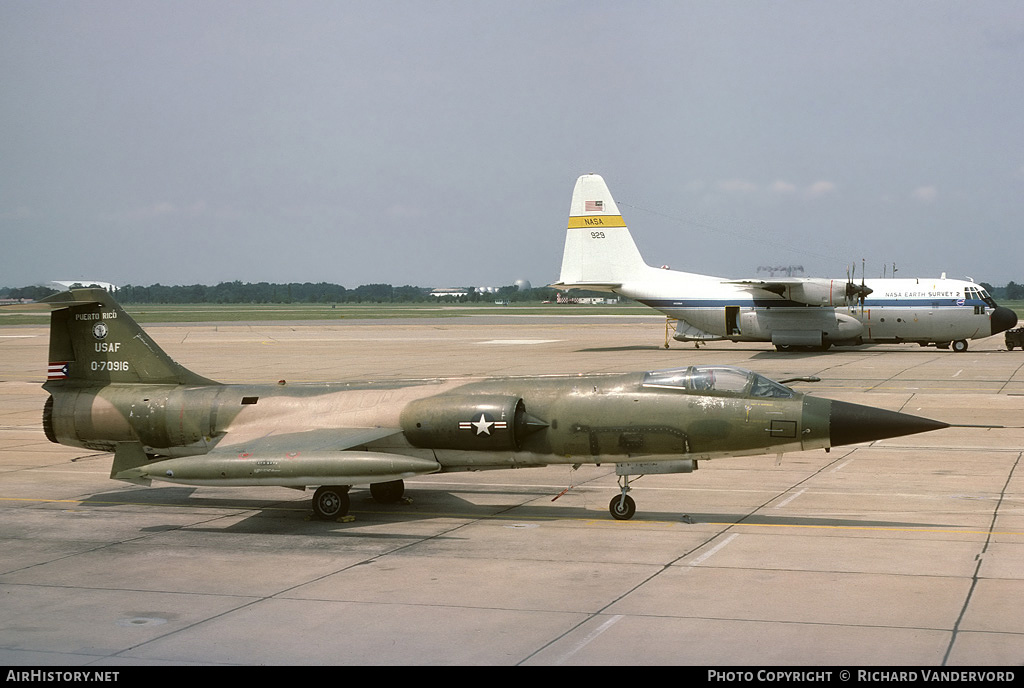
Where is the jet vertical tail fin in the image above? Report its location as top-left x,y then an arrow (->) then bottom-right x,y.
40,288 -> 217,387
553,174 -> 652,291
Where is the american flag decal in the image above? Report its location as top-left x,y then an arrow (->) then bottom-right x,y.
585,200 -> 603,212
47,362 -> 70,380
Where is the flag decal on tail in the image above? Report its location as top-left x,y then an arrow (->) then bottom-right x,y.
47,362 -> 70,380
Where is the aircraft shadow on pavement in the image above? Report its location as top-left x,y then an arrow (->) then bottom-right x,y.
575,345 -> 669,352
82,485 -> 957,535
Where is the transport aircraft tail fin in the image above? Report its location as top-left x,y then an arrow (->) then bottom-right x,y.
553,174 -> 652,291
39,288 -> 217,386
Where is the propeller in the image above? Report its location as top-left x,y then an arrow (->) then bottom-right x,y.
845,259 -> 872,308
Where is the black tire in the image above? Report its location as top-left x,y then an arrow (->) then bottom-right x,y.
312,486 -> 350,520
369,479 -> 405,504
609,495 -> 637,520
952,340 -> 969,353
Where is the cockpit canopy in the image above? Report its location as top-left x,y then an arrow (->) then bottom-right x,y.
964,284 -> 998,308
642,365 -> 795,399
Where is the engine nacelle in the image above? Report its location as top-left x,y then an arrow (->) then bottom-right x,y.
783,279 -> 847,306
400,394 -> 545,451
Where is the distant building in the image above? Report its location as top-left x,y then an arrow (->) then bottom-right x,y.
556,292 -> 619,305
429,288 -> 469,298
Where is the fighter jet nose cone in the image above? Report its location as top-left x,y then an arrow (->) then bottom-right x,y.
829,400 -> 948,447
991,306 -> 1018,336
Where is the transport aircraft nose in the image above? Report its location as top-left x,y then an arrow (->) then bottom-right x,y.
990,306 -> 1018,336
829,400 -> 949,447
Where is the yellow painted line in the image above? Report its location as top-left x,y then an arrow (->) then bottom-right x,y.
701,521 -> 1024,536
0,496 -> 303,512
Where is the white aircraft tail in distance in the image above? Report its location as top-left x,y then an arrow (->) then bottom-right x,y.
553,174 -> 1017,352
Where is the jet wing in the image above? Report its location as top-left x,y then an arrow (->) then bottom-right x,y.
115,427 -> 443,487
213,427 -> 404,455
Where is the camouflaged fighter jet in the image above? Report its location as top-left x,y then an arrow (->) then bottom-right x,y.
32,288 -> 948,521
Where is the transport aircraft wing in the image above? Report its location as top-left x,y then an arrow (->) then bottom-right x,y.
724,278 -> 873,307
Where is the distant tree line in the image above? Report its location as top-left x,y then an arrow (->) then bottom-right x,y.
1,285 -> 59,301
979,283 -> 1023,301
1001,282 -> 1024,300
0,281 -> 560,304
5,280 -> 1023,303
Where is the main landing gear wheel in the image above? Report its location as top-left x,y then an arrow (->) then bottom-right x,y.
370,479 -> 405,504
312,485 -> 350,520
609,494 -> 637,520
952,339 -> 969,353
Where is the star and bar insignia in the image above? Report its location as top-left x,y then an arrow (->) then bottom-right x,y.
459,413 -> 508,436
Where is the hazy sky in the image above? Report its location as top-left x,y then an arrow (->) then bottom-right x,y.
3,1 -> 1023,289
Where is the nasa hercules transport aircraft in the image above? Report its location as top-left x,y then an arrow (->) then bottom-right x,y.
23,288 -> 949,522
553,174 -> 1017,352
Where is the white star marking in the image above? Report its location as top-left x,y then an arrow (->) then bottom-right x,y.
471,414 -> 494,435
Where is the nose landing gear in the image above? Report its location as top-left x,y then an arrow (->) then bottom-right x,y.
609,474 -> 637,520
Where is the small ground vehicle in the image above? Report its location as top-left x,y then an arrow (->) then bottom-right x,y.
1005,328 -> 1024,350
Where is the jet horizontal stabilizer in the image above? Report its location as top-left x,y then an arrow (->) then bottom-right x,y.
1,291 -> 105,312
